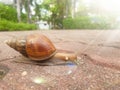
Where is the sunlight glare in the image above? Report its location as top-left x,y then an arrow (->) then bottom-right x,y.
99,0 -> 120,12
84,0 -> 120,14
33,77 -> 46,84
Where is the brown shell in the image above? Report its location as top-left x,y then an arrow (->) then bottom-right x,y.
26,33 -> 56,61
6,33 -> 56,61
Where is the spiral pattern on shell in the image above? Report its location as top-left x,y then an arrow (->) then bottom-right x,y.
6,33 -> 56,61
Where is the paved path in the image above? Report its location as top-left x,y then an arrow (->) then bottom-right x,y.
0,30 -> 120,90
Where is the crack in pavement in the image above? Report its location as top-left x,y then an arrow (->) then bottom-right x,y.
81,53 -> 120,71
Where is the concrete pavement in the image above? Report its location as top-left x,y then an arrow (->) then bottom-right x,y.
0,30 -> 120,90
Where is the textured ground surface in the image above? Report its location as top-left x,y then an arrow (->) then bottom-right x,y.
0,30 -> 120,90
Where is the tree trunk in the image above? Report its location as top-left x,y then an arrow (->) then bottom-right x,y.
16,0 -> 21,22
72,0 -> 77,18
27,0 -> 31,23
65,0 -> 71,18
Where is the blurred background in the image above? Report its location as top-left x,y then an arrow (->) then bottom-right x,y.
0,0 -> 120,30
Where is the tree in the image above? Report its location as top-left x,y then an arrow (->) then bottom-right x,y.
46,0 -> 72,29
13,0 -> 75,28
71,0 -> 77,18
13,0 -> 21,22
26,0 -> 31,23
13,0 -> 33,23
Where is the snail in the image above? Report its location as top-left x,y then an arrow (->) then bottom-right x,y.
5,33 -> 78,64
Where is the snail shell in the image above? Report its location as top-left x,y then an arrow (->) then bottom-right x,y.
6,33 -> 56,61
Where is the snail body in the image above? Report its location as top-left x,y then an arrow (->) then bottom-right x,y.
6,33 -> 77,62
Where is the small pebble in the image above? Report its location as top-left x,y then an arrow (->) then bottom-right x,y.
21,71 -> 27,76
65,56 -> 69,60
47,88 -> 50,90
30,86 -> 34,89
67,70 -> 72,74
72,77 -> 76,80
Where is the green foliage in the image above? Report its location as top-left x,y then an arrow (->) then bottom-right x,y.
21,13 -> 27,22
0,3 -> 37,31
0,19 -> 37,31
0,3 -> 17,22
63,17 -> 111,29
63,17 -> 90,29
0,1 -> 116,30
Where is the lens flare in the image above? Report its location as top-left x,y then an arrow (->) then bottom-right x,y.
33,77 -> 46,84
